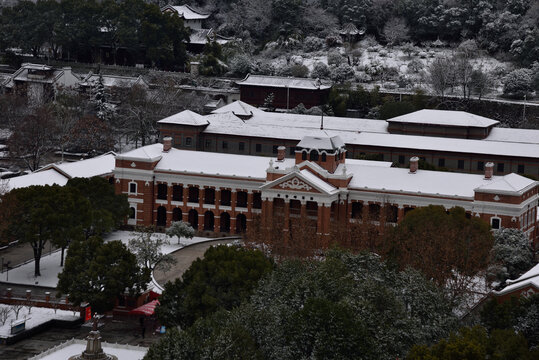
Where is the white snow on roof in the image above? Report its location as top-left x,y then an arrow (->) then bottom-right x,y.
485,127 -> 539,145
165,5 -> 210,19
52,153 -> 116,178
237,74 -> 332,90
6,169 -> 68,191
475,173 -> 536,195
79,73 -> 148,88
211,100 -> 262,117
189,28 -> 213,44
155,147 -> 294,179
387,109 -> 499,128
158,110 -> 209,126
347,166 -> 503,198
297,132 -> 345,150
495,263 -> 539,296
299,169 -> 337,193
117,143 -> 165,161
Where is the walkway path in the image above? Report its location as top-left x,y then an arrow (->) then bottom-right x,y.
153,238 -> 240,287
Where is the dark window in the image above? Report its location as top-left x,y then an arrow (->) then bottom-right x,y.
398,155 -> 405,164
205,139 -> 211,149
497,163 -> 504,173
272,145 -> 278,154
172,185 -> 182,201
255,143 -> 262,152
204,188 -> 215,204
351,202 -> 363,219
239,142 -> 245,151
185,137 -> 192,146
222,141 -> 228,150
321,153 -> 327,162
157,184 -> 167,200
477,161 -> 484,171
310,150 -> 319,161
458,160 -> 465,169
491,217 -> 501,229
386,205 -> 398,223
438,158 -> 445,167
188,209 -> 198,229
204,211 -> 214,231
129,207 -> 136,219
237,191 -> 248,208
220,212 -> 230,232
236,214 -> 247,233
289,146 -> 295,155
156,206 -> 166,226
253,193 -> 262,209
188,187 -> 199,203
172,208 -> 182,221
129,182 -> 137,193
518,164 -> 525,174
220,190 -> 231,206
301,151 -> 307,160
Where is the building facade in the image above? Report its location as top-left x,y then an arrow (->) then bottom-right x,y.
114,135 -> 539,249
157,102 -> 539,179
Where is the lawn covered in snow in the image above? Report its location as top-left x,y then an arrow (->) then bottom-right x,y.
0,304 -> 79,338
2,231 -> 212,288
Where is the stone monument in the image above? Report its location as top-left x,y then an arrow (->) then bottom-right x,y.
68,314 -> 118,360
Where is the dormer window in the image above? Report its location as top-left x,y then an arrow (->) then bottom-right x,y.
321,153 -> 327,162
302,151 -> 307,160
310,150 -> 319,161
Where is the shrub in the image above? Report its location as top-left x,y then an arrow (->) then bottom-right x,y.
503,68 -> 533,98
330,64 -> 355,83
229,54 -> 254,77
303,36 -> 325,52
310,61 -> 330,79
327,50 -> 344,66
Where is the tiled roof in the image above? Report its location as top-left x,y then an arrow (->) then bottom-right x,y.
237,74 -> 332,90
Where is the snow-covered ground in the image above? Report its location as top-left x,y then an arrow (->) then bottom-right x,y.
0,304 -> 79,338
29,339 -> 147,360
1,231 -> 212,288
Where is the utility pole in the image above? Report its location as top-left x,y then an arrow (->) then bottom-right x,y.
522,94 -> 526,122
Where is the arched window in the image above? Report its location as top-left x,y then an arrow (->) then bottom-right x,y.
188,209 -> 198,229
172,208 -> 182,222
321,153 -> 327,162
309,150 -> 319,161
220,212 -> 230,232
301,151 -> 307,160
236,214 -> 247,233
204,211 -> 214,231
156,206 -> 167,227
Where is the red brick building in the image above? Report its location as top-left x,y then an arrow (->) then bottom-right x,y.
157,102 -> 539,179
114,134 -> 538,249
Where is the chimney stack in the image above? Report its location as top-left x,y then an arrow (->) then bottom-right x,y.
409,156 -> 419,174
163,137 -> 172,152
277,146 -> 286,161
484,162 -> 494,179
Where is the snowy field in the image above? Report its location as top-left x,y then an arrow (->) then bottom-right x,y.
0,304 -> 79,338
29,339 -> 147,360
1,231 -> 212,288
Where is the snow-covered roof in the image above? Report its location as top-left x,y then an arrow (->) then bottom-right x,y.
237,74 -> 332,90
190,28 -> 213,44
6,169 -> 69,191
161,4 -> 210,20
494,263 -> 539,296
300,169 -> 338,193
387,109 -> 499,128
154,145 -> 294,179
39,152 -> 117,179
296,131 -> 345,151
4,63 -> 80,87
475,173 -> 537,195
157,110 -> 209,126
211,100 -> 262,117
485,127 -> 539,144
79,73 -> 149,88
340,23 -> 364,35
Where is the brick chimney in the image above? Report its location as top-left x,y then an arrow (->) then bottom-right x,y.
163,137 -> 172,152
484,162 -> 494,179
409,156 -> 419,174
277,146 -> 286,161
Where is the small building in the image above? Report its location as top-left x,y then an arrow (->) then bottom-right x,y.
237,74 -> 332,110
1,63 -> 81,104
492,263 -> 539,302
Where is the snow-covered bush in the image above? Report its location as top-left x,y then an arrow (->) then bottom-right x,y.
310,61 -> 330,79
488,228 -> 535,283
419,51 -> 428,58
303,36 -> 325,52
379,49 -> 388,57
407,59 -> 424,74
290,55 -> 303,65
256,61 -> 275,75
325,34 -> 342,47
277,64 -> 309,77
327,50 -> 344,66
229,54 -> 254,77
355,72 -> 372,83
330,64 -> 355,83
503,68 -> 533,98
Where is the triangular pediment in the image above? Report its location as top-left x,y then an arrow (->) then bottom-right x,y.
262,169 -> 337,195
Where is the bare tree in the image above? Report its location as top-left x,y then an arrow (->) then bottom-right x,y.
383,17 -> 410,46
429,56 -> 454,99
12,304 -> 23,320
0,306 -> 11,325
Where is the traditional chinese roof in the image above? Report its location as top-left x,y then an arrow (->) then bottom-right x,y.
237,74 -> 332,90
161,4 -> 210,20
2,63 -> 81,88
340,23 -> 364,36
